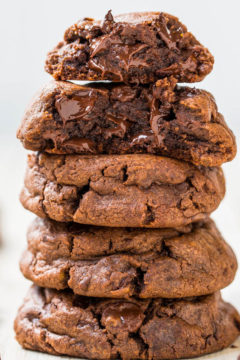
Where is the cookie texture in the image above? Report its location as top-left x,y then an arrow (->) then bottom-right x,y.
20,153 -> 225,228
45,11 -> 214,84
17,79 -> 236,167
14,286 -> 240,360
20,217 -> 237,298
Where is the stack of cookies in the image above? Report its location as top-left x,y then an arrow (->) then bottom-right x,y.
15,11 -> 240,360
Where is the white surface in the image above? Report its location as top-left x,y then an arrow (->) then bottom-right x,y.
0,0 -> 240,358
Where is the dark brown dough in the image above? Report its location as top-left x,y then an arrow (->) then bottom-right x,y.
20,217 -> 237,298
45,11 -> 214,84
20,153 -> 225,228
14,286 -> 240,359
17,79 -> 236,167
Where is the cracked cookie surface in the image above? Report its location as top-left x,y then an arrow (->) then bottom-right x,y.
20,217 -> 237,298
17,79 -> 236,167
45,11 -> 214,84
20,153 -> 225,228
14,286 -> 240,359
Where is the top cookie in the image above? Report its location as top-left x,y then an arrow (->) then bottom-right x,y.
45,11 -> 214,84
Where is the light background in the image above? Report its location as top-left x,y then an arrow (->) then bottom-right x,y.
0,0 -> 240,359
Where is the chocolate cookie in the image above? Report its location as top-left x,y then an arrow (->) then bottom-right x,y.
20,153 -> 225,228
14,286 -> 240,359
20,217 -> 237,298
45,11 -> 214,84
17,79 -> 236,167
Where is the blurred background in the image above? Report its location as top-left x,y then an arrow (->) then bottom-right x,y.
0,0 -> 239,358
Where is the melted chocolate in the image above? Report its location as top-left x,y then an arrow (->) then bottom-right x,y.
102,303 -> 144,332
90,12 -> 182,72
105,113 -> 130,139
149,78 -> 177,146
156,13 -> 180,51
55,90 -> 97,124
130,131 -> 155,146
89,33 -> 149,81
111,84 -> 137,102
62,137 -> 96,153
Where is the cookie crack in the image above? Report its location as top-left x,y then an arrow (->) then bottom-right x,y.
78,181 -> 91,198
41,331 -> 61,354
129,300 -> 156,357
89,308 -> 121,359
41,180 -> 49,217
122,166 -> 128,182
53,154 -> 67,181
72,180 -> 91,213
133,267 -> 147,296
69,235 -> 74,255
143,203 -> 155,225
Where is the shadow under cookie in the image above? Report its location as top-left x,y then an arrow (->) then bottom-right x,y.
20,217 -> 237,298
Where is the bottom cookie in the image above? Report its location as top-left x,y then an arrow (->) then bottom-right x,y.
15,286 -> 240,360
